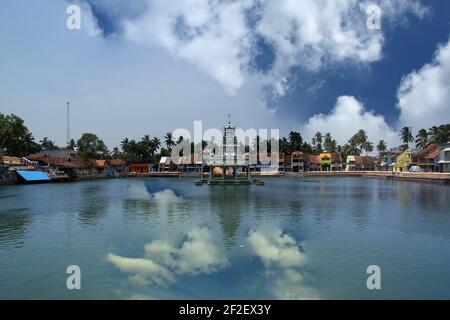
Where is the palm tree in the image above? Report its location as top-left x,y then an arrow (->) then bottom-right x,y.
363,141 -> 374,155
164,132 -> 175,151
400,127 -> 414,147
121,138 -> 130,153
111,147 -> 121,159
415,129 -> 428,149
152,137 -> 161,153
313,132 -> 323,153
376,140 -> 387,153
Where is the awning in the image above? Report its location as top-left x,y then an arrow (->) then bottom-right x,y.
16,170 -> 51,182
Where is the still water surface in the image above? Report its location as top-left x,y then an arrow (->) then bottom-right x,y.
1,177 -> 450,299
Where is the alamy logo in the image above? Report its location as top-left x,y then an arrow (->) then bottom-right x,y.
366,265 -> 381,290
66,265 -> 81,290
66,5 -> 81,30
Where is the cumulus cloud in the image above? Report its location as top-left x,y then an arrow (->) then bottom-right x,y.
108,227 -> 229,286
397,37 -> 450,131
248,229 -> 317,300
303,95 -> 399,148
78,0 -> 426,96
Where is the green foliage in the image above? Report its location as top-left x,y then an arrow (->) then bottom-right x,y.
323,133 -> 337,153
428,125 -> 450,145
400,127 -> 414,146
77,133 -> 109,160
40,137 -> 59,151
377,140 -> 387,153
120,135 -> 161,163
0,112 -> 41,156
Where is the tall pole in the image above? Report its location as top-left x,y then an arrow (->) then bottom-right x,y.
67,102 -> 71,147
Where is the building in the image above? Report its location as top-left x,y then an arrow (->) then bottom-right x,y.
206,119 -> 251,184
319,153 -> 342,171
291,151 -> 306,172
177,155 -> 203,173
346,156 -> 376,171
393,148 -> 412,172
93,160 -> 107,177
106,159 -> 127,177
158,157 -> 176,172
410,143 -> 440,172
38,148 -> 77,159
306,154 -> 321,171
439,143 -> 450,173
27,153 -> 92,179
378,150 -> 401,171
129,163 -> 149,174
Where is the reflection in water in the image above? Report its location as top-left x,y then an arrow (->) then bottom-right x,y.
248,228 -> 317,299
108,227 -> 229,289
2,177 -> 450,299
122,182 -> 187,224
78,184 -> 109,227
0,208 -> 31,248
209,187 -> 248,248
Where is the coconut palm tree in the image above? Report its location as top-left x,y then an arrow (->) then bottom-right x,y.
164,132 -> 175,151
400,127 -> 414,147
377,140 -> 387,153
313,132 -> 323,153
415,129 -> 428,149
121,138 -> 130,153
363,141 -> 374,155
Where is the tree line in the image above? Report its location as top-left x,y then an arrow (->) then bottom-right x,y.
1,112 -> 449,163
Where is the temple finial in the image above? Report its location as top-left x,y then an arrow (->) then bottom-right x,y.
228,113 -> 231,124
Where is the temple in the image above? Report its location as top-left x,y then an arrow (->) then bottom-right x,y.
204,117 -> 253,185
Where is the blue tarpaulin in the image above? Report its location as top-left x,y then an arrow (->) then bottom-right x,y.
16,170 -> 51,182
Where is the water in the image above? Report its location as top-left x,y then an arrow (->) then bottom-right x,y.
1,177 -> 450,300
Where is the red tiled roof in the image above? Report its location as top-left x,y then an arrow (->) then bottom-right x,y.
109,159 -> 126,166
412,143 -> 439,160
426,149 -> 440,159
93,160 -> 106,168
354,156 -> 375,165
330,153 -> 342,163
1,156 -> 22,165
308,155 -> 321,164
28,154 -> 90,169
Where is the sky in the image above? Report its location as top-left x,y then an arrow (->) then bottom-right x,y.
1,0 -> 450,149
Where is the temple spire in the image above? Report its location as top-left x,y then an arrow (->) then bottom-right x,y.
228,113 -> 231,124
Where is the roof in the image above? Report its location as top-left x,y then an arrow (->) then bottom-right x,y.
38,149 -> 77,159
27,154 -> 91,169
109,159 -> 125,166
1,156 -> 22,165
412,143 -> 439,161
331,153 -> 342,163
93,160 -> 106,168
308,155 -> 321,164
353,156 -> 375,165
159,157 -> 168,164
426,149 -> 440,160
16,170 -> 51,182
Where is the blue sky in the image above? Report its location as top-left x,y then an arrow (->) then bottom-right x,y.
1,0 -> 450,149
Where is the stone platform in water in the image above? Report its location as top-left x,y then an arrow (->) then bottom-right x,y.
195,179 -> 264,186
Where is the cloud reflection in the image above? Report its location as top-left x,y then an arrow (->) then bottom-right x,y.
248,229 -> 318,300
108,227 -> 229,286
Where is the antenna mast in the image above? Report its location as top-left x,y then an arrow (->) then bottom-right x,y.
67,102 -> 71,147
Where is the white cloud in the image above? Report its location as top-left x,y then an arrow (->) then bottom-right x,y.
397,37 -> 450,131
80,3 -> 102,37
107,253 -> 175,286
108,227 -> 229,287
303,96 -> 399,148
248,229 -> 317,300
248,229 -> 306,269
90,0 -> 427,96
